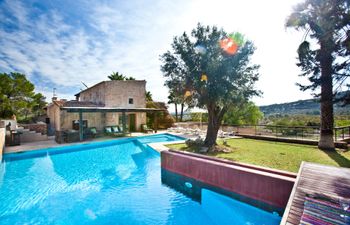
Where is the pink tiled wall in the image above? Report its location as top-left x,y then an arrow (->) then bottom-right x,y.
161,150 -> 296,209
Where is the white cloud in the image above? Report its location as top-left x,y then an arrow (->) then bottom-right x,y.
0,0 -> 313,107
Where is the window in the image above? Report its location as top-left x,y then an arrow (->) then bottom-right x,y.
128,98 -> 134,104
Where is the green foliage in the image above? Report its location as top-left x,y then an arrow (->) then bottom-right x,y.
265,114 -> 350,128
108,71 -> 135,81
190,112 -> 208,122
145,91 -> 153,102
146,101 -> 175,129
267,115 -> 318,127
0,72 -> 46,120
185,138 -> 204,149
223,102 -> 263,125
336,118 -> 350,127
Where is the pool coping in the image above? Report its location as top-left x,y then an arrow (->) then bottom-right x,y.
2,133 -> 185,161
148,140 -> 185,153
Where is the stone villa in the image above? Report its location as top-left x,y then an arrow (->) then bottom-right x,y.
46,80 -> 149,135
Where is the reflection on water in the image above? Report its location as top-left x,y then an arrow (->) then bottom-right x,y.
161,168 -> 202,202
161,168 -> 283,221
202,189 -> 281,225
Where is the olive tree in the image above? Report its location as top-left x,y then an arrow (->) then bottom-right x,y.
161,24 -> 260,148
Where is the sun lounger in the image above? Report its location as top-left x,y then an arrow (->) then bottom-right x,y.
84,127 -> 99,139
105,125 -> 131,136
141,124 -> 154,133
104,126 -> 113,135
111,126 -> 124,136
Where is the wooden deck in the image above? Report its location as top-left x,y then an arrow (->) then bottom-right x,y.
281,162 -> 350,225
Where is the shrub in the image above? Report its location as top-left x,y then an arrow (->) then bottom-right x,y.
185,138 -> 204,148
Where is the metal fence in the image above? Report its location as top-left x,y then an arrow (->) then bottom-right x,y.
227,125 -> 321,141
175,122 -> 350,142
334,126 -> 350,141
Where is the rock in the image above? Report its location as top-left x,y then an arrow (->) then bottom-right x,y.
199,147 -> 208,153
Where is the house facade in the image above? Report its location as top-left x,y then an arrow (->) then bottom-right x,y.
46,80 -> 147,133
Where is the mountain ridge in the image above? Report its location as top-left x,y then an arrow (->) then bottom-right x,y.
259,97 -> 350,116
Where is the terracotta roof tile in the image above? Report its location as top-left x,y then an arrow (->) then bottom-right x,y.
53,100 -> 66,107
63,100 -> 105,107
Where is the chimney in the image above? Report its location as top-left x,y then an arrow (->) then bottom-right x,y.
52,88 -> 57,102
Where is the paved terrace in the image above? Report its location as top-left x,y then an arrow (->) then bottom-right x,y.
3,131 -> 191,154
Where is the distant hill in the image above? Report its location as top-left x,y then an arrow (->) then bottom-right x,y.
260,97 -> 350,116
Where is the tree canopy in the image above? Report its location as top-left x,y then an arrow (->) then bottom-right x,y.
223,102 -> 263,125
0,72 -> 46,120
286,0 -> 350,150
161,24 -> 260,147
286,0 -> 350,102
146,91 -> 153,102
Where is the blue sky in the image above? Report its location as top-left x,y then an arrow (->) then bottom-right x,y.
0,0 -> 311,108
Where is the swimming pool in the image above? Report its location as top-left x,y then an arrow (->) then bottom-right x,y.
0,134 -> 281,224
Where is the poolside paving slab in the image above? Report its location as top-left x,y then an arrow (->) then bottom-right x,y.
4,131 -> 170,154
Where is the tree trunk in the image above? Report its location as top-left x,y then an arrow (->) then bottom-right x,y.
204,104 -> 226,148
204,109 -> 220,147
174,103 -> 178,122
318,40 -> 335,151
180,103 -> 184,122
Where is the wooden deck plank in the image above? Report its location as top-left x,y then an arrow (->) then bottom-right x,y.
280,162 -> 350,225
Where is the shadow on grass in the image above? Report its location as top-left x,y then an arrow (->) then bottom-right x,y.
177,146 -> 198,152
322,150 -> 350,168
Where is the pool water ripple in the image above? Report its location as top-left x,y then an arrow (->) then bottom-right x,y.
0,134 -> 280,224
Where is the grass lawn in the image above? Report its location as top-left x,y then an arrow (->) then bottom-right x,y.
167,138 -> 350,173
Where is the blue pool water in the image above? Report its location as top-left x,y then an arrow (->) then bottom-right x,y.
0,134 -> 281,224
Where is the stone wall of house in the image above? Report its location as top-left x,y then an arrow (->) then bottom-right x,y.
136,112 -> 147,130
104,112 -> 119,127
104,81 -> 146,108
79,82 -> 105,105
0,121 -> 5,161
47,104 -> 61,131
103,112 -> 146,131
59,111 -> 146,132
79,80 -> 146,108
60,111 -> 106,131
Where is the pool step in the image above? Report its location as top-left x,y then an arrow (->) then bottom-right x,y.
16,127 -> 48,143
16,127 -> 30,132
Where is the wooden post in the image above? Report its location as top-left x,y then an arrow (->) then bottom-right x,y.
154,112 -> 158,133
122,111 -> 127,135
255,125 -> 257,135
79,110 -> 83,141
